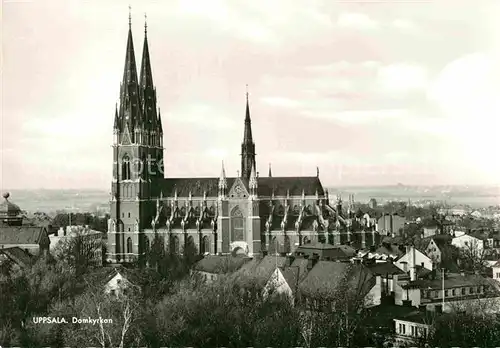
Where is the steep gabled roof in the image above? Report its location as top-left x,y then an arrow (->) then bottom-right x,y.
194,255 -> 249,274
0,247 -> 33,268
366,261 -> 405,276
256,177 -> 324,197
0,226 -> 47,245
298,261 -> 375,298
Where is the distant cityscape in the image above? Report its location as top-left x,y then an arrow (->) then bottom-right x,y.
4,185 -> 499,217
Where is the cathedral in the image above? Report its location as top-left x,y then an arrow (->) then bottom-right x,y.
107,17 -> 381,264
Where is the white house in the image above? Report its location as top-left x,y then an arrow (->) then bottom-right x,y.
400,272 -> 500,314
492,260 -> 500,283
50,225 -> 104,266
452,234 -> 484,255
192,255 -> 249,283
262,267 -> 296,302
393,314 -> 433,346
103,270 -> 140,297
395,246 -> 433,275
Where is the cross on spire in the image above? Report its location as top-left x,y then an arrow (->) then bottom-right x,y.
246,84 -> 249,101
128,5 -> 132,28
144,13 -> 147,33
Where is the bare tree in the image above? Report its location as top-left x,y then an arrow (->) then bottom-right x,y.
457,239 -> 488,273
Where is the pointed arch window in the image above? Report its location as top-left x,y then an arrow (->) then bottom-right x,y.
144,237 -> 150,255
142,153 -> 148,179
122,156 -> 131,180
284,235 -> 291,254
269,236 -> 277,255
231,206 -> 245,241
201,235 -> 210,254
127,237 -> 133,254
171,235 -> 180,254
277,205 -> 285,216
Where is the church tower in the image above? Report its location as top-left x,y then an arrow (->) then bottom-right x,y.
109,12 -> 162,264
241,87 -> 256,180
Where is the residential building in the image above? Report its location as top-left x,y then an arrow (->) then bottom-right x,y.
103,268 -> 141,297
193,255 -> 250,283
297,260 -> 381,310
294,243 -> 356,261
400,272 -> 500,313
0,247 -> 33,271
262,266 -> 300,302
377,214 -> 406,237
393,311 -> 434,346
0,193 -> 50,256
395,246 -> 433,274
452,233 -> 484,255
420,234 -> 453,266
50,225 -> 104,266
492,260 -> 500,283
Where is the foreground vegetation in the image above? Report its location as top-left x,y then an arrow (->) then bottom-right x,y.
3,249 -> 500,347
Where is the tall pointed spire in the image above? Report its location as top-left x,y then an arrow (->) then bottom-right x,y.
157,108 -> 163,134
139,12 -> 157,134
249,162 -> 258,191
113,103 -> 119,131
241,84 -> 256,180
219,161 -> 227,189
119,6 -> 142,135
243,84 -> 253,143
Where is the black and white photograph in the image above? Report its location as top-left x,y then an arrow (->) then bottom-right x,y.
1,0 -> 500,346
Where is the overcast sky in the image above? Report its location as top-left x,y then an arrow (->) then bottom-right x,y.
1,0 -> 499,190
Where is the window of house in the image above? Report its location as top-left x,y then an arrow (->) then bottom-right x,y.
433,290 -> 438,298
128,212 -> 131,218
497,272 -> 500,279
452,289 -> 456,296
445,290 -> 449,297
402,324 -> 406,335
470,287 -> 474,294
461,287 -> 466,295
110,289 -> 116,296
411,326 -> 415,336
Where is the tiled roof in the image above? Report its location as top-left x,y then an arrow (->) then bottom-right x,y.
232,255 -> 288,287
298,261 -> 376,298
366,262 -> 405,276
0,226 -> 46,245
161,178 -> 231,197
0,247 -> 32,267
280,267 -> 301,295
295,243 -> 356,260
374,245 -> 404,258
401,273 -> 495,290
290,258 -> 310,282
194,255 -> 249,274
257,177 -> 324,197
159,176 -> 324,198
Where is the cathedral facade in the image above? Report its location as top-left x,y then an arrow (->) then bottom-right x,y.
107,19 -> 380,264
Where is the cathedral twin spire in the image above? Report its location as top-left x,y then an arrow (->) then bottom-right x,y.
241,85 -> 256,180
115,9 -> 163,143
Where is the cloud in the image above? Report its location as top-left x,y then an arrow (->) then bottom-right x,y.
301,109 -> 408,125
260,97 -> 301,108
377,63 -> 428,95
391,19 -> 419,33
337,13 -> 378,30
164,104 -> 237,130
